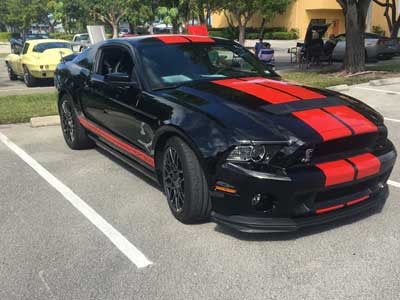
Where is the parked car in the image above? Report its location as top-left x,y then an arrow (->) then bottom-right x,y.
71,33 -> 91,52
5,39 -> 73,87
10,33 -> 50,54
55,35 -> 396,233
332,32 -> 398,61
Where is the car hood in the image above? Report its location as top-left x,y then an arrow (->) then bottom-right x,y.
156,77 -> 383,144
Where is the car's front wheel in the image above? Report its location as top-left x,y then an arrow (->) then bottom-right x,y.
23,66 -> 38,87
6,63 -> 18,81
58,94 -> 94,150
162,137 -> 211,224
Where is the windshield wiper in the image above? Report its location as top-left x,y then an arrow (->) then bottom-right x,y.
152,83 -> 187,91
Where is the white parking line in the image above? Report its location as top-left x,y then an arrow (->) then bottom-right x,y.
0,131 -> 152,269
384,117 -> 400,123
354,87 -> 400,95
389,180 -> 400,188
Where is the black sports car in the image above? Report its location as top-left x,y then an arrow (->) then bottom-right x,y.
55,35 -> 397,233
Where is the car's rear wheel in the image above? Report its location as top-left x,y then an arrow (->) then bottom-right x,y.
6,63 -> 18,81
23,66 -> 38,87
162,137 -> 211,224
59,94 -> 94,150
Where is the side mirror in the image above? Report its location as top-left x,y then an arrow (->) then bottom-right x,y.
104,72 -> 131,83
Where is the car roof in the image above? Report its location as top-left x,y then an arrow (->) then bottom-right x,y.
26,39 -> 71,45
109,34 -> 232,46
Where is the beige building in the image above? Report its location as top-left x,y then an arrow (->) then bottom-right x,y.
211,0 -> 396,38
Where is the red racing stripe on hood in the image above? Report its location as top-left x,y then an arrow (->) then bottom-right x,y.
212,78 -> 299,104
292,108 -> 352,141
241,77 -> 326,100
315,160 -> 355,187
323,105 -> 378,135
347,153 -> 381,179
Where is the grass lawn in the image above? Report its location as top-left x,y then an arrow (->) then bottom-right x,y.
282,62 -> 400,88
0,93 -> 58,124
282,71 -> 378,88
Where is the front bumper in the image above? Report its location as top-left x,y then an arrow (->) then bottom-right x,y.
211,185 -> 388,233
30,70 -> 55,78
210,147 -> 396,233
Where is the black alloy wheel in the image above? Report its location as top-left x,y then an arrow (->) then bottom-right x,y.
6,63 -> 18,80
161,137 -> 211,224
163,146 -> 185,213
60,100 -> 76,145
58,94 -> 94,150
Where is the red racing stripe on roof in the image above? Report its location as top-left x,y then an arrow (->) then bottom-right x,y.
323,105 -> 378,135
155,35 -> 190,44
184,35 -> 214,42
212,78 -> 299,104
78,117 -> 155,168
347,153 -> 381,180
315,159 -> 355,187
241,77 -> 326,100
292,108 -> 352,141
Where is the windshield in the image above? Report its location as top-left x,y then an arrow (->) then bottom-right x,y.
26,34 -> 49,40
80,34 -> 89,41
33,42 -> 71,53
137,42 -> 277,90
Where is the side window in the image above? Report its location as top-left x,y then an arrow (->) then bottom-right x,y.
75,48 -> 95,70
75,36 -> 81,42
22,43 -> 30,54
337,35 -> 346,42
97,46 -> 134,78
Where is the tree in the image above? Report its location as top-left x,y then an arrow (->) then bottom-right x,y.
337,0 -> 372,73
257,0 -> 293,39
373,0 -> 400,37
220,0 -> 293,45
92,0 -> 136,38
5,0 -> 47,32
156,6 -> 181,33
220,1 -> 257,45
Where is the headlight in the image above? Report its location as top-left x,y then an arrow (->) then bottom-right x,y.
227,145 -> 282,163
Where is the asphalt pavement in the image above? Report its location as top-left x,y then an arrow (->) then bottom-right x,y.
0,82 -> 399,299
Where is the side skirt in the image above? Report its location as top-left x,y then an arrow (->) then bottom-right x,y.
91,136 -> 160,184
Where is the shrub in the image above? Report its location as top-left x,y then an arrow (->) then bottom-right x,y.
271,31 -> 297,40
49,33 -> 75,41
372,25 -> 386,37
0,32 -> 14,42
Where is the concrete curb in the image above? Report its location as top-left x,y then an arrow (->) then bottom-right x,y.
30,115 -> 60,128
327,84 -> 349,92
369,77 -> 400,86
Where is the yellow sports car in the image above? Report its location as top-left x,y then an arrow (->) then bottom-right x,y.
5,39 -> 73,87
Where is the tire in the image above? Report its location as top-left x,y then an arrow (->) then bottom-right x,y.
58,93 -> 94,150
6,63 -> 18,81
162,137 -> 211,224
23,66 -> 38,87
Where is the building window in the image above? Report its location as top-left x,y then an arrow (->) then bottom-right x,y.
310,19 -> 326,25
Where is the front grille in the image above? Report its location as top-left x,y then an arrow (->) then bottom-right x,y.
315,178 -> 377,203
315,169 -> 390,204
313,132 -> 378,160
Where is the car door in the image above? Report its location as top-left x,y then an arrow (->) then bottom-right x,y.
79,46 -> 110,128
332,34 -> 346,61
97,45 -> 145,147
14,42 -> 29,75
